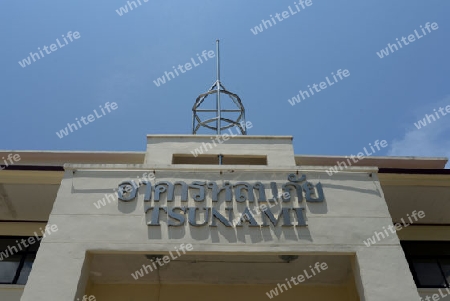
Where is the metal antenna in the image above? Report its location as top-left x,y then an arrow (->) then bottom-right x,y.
192,40 -> 247,136
216,39 -> 221,83
216,40 -> 222,135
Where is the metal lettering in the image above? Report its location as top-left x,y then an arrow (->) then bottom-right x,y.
165,206 -> 186,227
188,207 -> 210,227
293,207 -> 307,226
210,208 -> 232,227
261,208 -> 292,227
189,181 -> 206,202
236,207 -> 259,227
118,181 -> 138,202
146,207 -> 164,226
302,182 -> 325,202
233,182 -> 255,203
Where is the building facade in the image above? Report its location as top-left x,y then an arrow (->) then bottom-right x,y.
0,135 -> 449,301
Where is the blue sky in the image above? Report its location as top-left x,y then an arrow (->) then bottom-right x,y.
1,1 -> 449,167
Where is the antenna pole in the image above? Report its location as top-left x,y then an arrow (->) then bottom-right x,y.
191,40 -> 246,139
216,40 -> 221,83
216,39 -> 222,135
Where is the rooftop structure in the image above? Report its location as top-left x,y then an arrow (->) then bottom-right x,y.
0,135 -> 449,301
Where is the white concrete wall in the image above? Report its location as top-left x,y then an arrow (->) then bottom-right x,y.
145,135 -> 296,166
20,168 -> 421,301
0,285 -> 23,301
419,289 -> 450,301
19,136 -> 422,301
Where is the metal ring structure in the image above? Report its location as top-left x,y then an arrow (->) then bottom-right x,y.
192,82 -> 246,135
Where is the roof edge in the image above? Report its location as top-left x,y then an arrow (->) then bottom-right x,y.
295,155 -> 448,170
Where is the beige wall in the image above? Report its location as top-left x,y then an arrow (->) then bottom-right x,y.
0,222 -> 47,236
88,283 -> 358,301
0,222 -> 46,301
19,168 -> 420,301
0,285 -> 24,301
399,226 -> 450,300
398,226 -> 450,241
419,289 -> 450,301
19,136 -> 422,301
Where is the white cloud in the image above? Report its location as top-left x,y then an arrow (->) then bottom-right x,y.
388,96 -> 450,169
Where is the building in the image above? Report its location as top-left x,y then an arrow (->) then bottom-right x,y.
0,134 -> 449,301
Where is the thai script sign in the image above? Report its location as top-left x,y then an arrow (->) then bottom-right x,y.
117,174 -> 324,228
